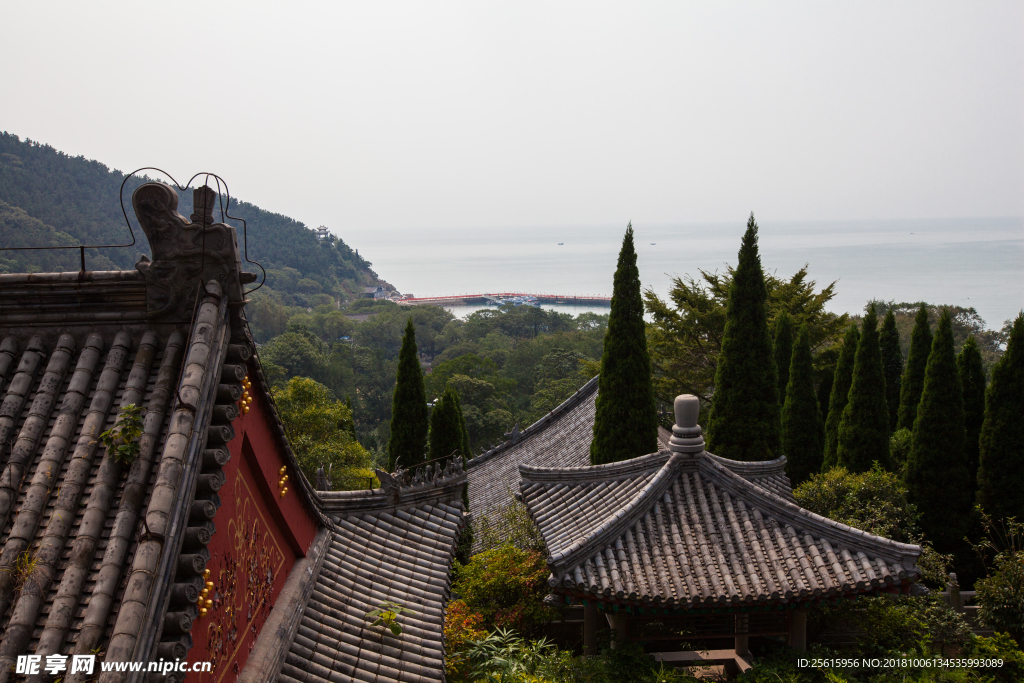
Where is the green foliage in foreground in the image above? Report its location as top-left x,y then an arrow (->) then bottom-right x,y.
272,377 -> 372,489
972,513 -> 1024,646
783,325 -> 824,485
905,311 -> 970,555
450,545 -> 557,639
590,224 -> 658,465
707,214 -> 782,461
837,306 -> 891,473
976,313 -> 1024,524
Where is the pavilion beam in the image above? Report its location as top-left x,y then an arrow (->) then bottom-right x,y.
606,612 -> 628,650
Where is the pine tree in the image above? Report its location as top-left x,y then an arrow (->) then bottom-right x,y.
879,309 -> 903,431
774,311 -> 794,406
449,388 -> 475,563
904,310 -> 970,553
590,223 -> 659,465
976,313 -> 1024,522
957,336 -> 986,487
823,324 -> 860,470
387,319 -> 429,471
429,386 -> 466,465
782,325 -> 824,485
706,214 -> 782,461
837,306 -> 891,472
897,304 -> 932,431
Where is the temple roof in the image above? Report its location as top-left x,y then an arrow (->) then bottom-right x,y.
520,396 -> 921,611
467,379 -> 794,552
280,464 -> 467,683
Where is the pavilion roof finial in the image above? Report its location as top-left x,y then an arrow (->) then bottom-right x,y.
668,394 -> 704,455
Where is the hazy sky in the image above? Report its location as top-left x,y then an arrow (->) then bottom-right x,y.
2,2 -> 1022,235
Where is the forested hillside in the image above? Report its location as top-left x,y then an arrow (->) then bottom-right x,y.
0,132 -> 385,306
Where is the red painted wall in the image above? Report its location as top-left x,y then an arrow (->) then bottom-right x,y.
187,368 -> 319,683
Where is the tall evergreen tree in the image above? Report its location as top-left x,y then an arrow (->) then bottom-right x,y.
387,319 -> 429,470
957,336 -> 986,487
429,386 -> 467,465
451,389 -> 473,461
774,311 -> 794,406
817,366 -> 834,426
823,324 -> 860,470
837,306 -> 890,472
879,309 -> 903,431
706,214 -> 782,461
976,313 -> 1024,522
782,325 -> 825,485
897,304 -> 932,431
590,224 -> 659,464
904,310 -> 970,553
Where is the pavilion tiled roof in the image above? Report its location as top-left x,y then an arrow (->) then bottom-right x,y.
520,396 -> 921,611
467,379 -> 794,551
279,463 -> 468,683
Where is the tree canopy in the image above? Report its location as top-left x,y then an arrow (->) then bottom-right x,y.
272,377 -> 372,490
837,306 -> 891,473
645,261 -> 848,408
782,324 -> 825,485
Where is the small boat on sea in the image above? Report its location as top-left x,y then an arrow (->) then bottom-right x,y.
650,242 -> 656,245
558,242 -> 564,245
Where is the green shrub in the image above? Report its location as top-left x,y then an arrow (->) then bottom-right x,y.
889,428 -> 913,470
975,551 -> 1024,645
451,545 -> 557,638
795,465 -> 950,587
961,632 -> 1024,683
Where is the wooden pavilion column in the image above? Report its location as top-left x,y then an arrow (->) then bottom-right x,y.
583,602 -> 599,657
789,610 -> 807,652
606,612 -> 628,650
734,614 -> 749,657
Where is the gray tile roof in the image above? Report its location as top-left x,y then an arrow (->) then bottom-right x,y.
466,377 -> 598,550
521,451 -> 921,609
466,381 -> 794,552
280,470 -> 467,683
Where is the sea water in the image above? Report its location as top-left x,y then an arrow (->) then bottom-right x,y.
349,218 -> 1023,328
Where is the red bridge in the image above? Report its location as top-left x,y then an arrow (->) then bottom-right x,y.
397,292 -> 611,307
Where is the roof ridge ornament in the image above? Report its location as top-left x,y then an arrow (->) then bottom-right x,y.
668,394 -> 705,455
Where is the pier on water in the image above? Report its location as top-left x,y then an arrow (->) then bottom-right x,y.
397,292 -> 611,307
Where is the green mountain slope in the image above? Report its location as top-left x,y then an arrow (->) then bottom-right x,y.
0,132 -> 385,305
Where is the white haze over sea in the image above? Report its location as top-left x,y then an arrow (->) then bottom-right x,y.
351,218 -> 1024,329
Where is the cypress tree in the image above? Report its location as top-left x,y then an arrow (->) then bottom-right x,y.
706,214 -> 782,461
451,389 -> 472,461
897,305 -> 932,431
782,325 -> 824,485
774,311 -> 794,406
429,386 -> 466,465
590,223 -> 659,465
904,310 -> 970,553
837,306 -> 890,472
823,324 -> 860,470
817,366 -> 834,426
976,313 -> 1024,522
387,319 -> 429,471
344,395 -> 359,442
957,336 -> 986,487
879,309 -> 903,432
